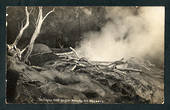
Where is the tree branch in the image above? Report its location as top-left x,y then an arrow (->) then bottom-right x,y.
13,7 -> 31,46
35,7 -> 43,26
69,47 -> 80,59
20,45 -> 29,55
42,8 -> 55,22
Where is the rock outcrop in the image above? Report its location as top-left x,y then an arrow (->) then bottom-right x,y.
6,49 -> 164,104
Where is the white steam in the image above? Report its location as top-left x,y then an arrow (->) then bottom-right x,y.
77,7 -> 164,64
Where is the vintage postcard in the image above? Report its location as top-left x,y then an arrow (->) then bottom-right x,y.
6,6 -> 164,104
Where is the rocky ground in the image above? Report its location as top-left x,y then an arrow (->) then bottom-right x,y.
6,45 -> 164,104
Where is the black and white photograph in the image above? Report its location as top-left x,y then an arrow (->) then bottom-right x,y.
6,6 -> 164,104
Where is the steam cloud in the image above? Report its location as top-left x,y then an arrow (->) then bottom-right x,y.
77,7 -> 164,66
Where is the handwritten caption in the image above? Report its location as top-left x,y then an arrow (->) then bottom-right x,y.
38,98 -> 104,103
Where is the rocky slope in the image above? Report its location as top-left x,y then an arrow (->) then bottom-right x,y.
6,47 -> 164,104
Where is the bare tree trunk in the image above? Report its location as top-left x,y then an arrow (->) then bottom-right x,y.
23,7 -> 54,62
7,6 -> 54,63
7,7 -> 32,60
13,7 -> 31,46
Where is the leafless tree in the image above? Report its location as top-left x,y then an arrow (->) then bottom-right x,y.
7,6 -> 55,63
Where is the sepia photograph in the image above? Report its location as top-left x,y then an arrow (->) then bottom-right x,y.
6,6 -> 164,104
